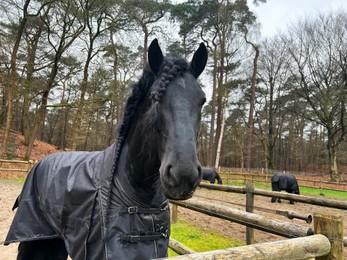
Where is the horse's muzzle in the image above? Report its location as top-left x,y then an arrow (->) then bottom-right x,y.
160,163 -> 202,200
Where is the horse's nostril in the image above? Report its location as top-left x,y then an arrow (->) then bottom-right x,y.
164,164 -> 177,186
165,165 -> 172,178
197,165 -> 202,177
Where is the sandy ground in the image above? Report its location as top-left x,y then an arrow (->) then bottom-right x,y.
0,180 -> 23,259
0,180 -> 346,259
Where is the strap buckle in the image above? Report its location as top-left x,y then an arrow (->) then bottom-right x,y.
129,235 -> 141,243
161,203 -> 169,212
128,206 -> 138,214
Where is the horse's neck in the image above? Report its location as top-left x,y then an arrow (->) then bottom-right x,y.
111,131 -> 165,207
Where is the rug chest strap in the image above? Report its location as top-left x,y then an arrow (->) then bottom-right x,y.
120,232 -> 167,243
118,203 -> 169,215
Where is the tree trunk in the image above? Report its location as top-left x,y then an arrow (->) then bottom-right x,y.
245,40 -> 259,169
267,80 -> 274,170
69,26 -> 98,150
327,143 -> 339,182
142,24 -> 149,68
1,0 -> 31,157
69,77 -> 88,150
25,89 -> 49,159
214,34 -> 225,167
25,45 -> 62,158
208,45 -> 217,166
22,19 -> 44,145
214,111 -> 225,169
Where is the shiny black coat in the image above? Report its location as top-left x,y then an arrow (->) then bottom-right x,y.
271,173 -> 300,204
202,168 -> 222,184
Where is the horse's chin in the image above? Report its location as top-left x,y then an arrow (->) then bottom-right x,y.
162,188 -> 196,200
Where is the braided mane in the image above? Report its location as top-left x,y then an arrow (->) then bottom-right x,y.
143,56 -> 188,132
149,56 -> 188,103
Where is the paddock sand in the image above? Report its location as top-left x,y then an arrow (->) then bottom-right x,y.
1,180 -> 346,259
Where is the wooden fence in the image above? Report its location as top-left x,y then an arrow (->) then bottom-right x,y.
0,159 -> 37,178
219,170 -> 347,191
171,197 -> 314,238
1,160 -> 347,191
199,183 -> 347,210
169,183 -> 346,259
168,234 -> 331,260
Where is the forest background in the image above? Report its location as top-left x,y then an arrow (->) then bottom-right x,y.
0,0 -> 347,182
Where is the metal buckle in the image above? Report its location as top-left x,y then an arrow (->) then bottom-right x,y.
129,235 -> 141,243
162,229 -> 169,238
128,206 -> 138,214
161,203 -> 169,211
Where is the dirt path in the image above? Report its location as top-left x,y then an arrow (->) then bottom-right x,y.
0,180 -> 23,259
0,180 -> 346,259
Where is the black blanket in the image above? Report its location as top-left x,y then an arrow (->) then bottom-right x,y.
4,144 -> 170,259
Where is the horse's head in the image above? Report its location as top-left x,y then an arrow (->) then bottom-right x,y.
145,39 -> 208,200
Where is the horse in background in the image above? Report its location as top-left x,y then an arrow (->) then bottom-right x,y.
202,167 -> 223,184
5,39 -> 208,260
271,173 -> 300,204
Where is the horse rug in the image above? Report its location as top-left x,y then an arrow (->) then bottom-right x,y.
271,173 -> 299,193
4,144 -> 170,260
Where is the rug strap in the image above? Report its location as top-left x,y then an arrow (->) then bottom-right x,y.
120,231 -> 168,243
117,202 -> 169,215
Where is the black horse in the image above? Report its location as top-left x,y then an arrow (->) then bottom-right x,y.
271,173 -> 300,204
4,39 -> 208,260
202,167 -> 222,184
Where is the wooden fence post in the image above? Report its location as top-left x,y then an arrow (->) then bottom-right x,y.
314,212 -> 343,260
172,204 -> 178,223
246,183 -> 254,245
319,180 -> 323,194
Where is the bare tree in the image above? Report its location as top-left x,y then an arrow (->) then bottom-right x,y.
244,31 -> 259,169
285,11 -> 347,181
122,0 -> 170,67
68,0 -> 115,150
256,36 -> 292,170
24,0 -> 86,159
0,0 -> 31,158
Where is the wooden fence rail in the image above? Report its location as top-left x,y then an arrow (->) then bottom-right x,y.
169,238 -> 196,255
219,171 -> 347,191
0,159 -> 33,164
166,234 -> 331,260
169,195 -> 344,259
1,160 -> 346,192
170,198 -> 314,238
199,183 -> 347,210
173,183 -> 347,247
0,159 -> 36,172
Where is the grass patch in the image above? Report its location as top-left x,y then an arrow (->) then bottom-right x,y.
298,186 -> 347,200
169,219 -> 244,257
0,178 -> 26,182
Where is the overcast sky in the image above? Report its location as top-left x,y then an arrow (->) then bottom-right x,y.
249,0 -> 347,38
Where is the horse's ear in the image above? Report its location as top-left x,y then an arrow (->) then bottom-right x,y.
148,39 -> 163,74
190,43 -> 208,78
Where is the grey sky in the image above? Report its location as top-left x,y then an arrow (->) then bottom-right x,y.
249,0 -> 347,38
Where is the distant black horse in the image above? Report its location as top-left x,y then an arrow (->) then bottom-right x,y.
5,39 -> 208,260
202,167 -> 223,184
271,173 -> 300,204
